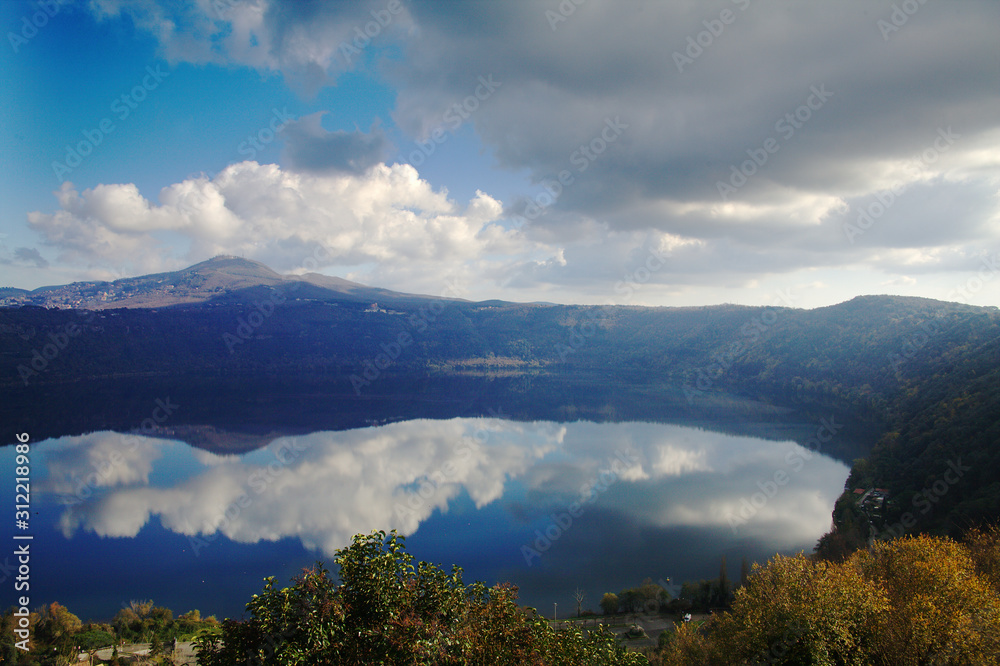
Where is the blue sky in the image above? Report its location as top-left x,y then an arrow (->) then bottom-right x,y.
2,0 -> 999,308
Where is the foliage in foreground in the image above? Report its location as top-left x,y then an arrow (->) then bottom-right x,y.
0,599 -> 216,666
195,530 -> 646,665
660,528 -> 1000,665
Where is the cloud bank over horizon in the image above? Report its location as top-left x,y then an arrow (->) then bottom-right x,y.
5,0 -> 999,307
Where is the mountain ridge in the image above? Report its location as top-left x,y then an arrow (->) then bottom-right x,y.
2,256 -> 992,315
0,255 -> 461,310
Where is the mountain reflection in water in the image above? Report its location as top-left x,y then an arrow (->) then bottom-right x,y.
22,418 -> 848,619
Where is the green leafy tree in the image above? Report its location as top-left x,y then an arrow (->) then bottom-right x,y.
600,592 -> 619,616
196,529 -> 646,665
150,634 -> 165,656
634,578 -> 667,614
76,626 -> 115,666
34,602 -> 81,663
0,610 -> 33,665
679,580 -> 714,612
113,599 -> 175,644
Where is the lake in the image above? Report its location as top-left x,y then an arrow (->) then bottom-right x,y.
6,412 -> 851,621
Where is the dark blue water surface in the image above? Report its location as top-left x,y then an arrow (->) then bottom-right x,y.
1,418 -> 848,621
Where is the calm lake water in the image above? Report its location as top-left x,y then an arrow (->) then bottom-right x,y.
5,416 -> 849,621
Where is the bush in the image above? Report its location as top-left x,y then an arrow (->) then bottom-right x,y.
659,532 -> 1000,665
197,530 -> 647,665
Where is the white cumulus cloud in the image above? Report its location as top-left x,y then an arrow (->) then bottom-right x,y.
28,162 -> 549,296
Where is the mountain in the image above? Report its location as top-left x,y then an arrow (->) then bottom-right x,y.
1,255 -> 457,309
1,260 -> 994,406
2,258 -> 999,552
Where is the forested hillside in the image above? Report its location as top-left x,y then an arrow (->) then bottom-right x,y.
2,275 -> 998,549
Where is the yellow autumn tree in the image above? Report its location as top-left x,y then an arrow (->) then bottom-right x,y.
658,620 -> 717,666
660,530 -> 1000,665
710,553 -> 888,664
855,534 -> 1000,664
963,524 -> 1000,595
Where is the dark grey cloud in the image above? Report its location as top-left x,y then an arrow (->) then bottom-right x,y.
281,113 -> 392,174
0,246 -> 50,268
391,0 -> 1000,217
16,247 -> 49,268
259,0 -> 414,96
75,0 -> 1000,304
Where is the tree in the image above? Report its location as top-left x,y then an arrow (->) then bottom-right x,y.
710,553 -> 888,664
635,578 -> 666,614
679,580 -> 714,612
600,592 -> 620,616
855,534 -> 1000,663
113,599 -> 174,644
76,626 -> 115,666
618,588 -> 640,615
716,555 -> 729,606
964,524 -> 1000,594
739,557 -> 750,589
660,621 -> 717,666
196,530 -> 646,665
33,602 -> 81,662
573,588 -> 585,617
659,532 -> 1000,665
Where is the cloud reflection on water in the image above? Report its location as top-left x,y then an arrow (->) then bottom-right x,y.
40,418 -> 847,557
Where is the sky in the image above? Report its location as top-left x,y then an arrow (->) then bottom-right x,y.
1,0 -> 999,309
